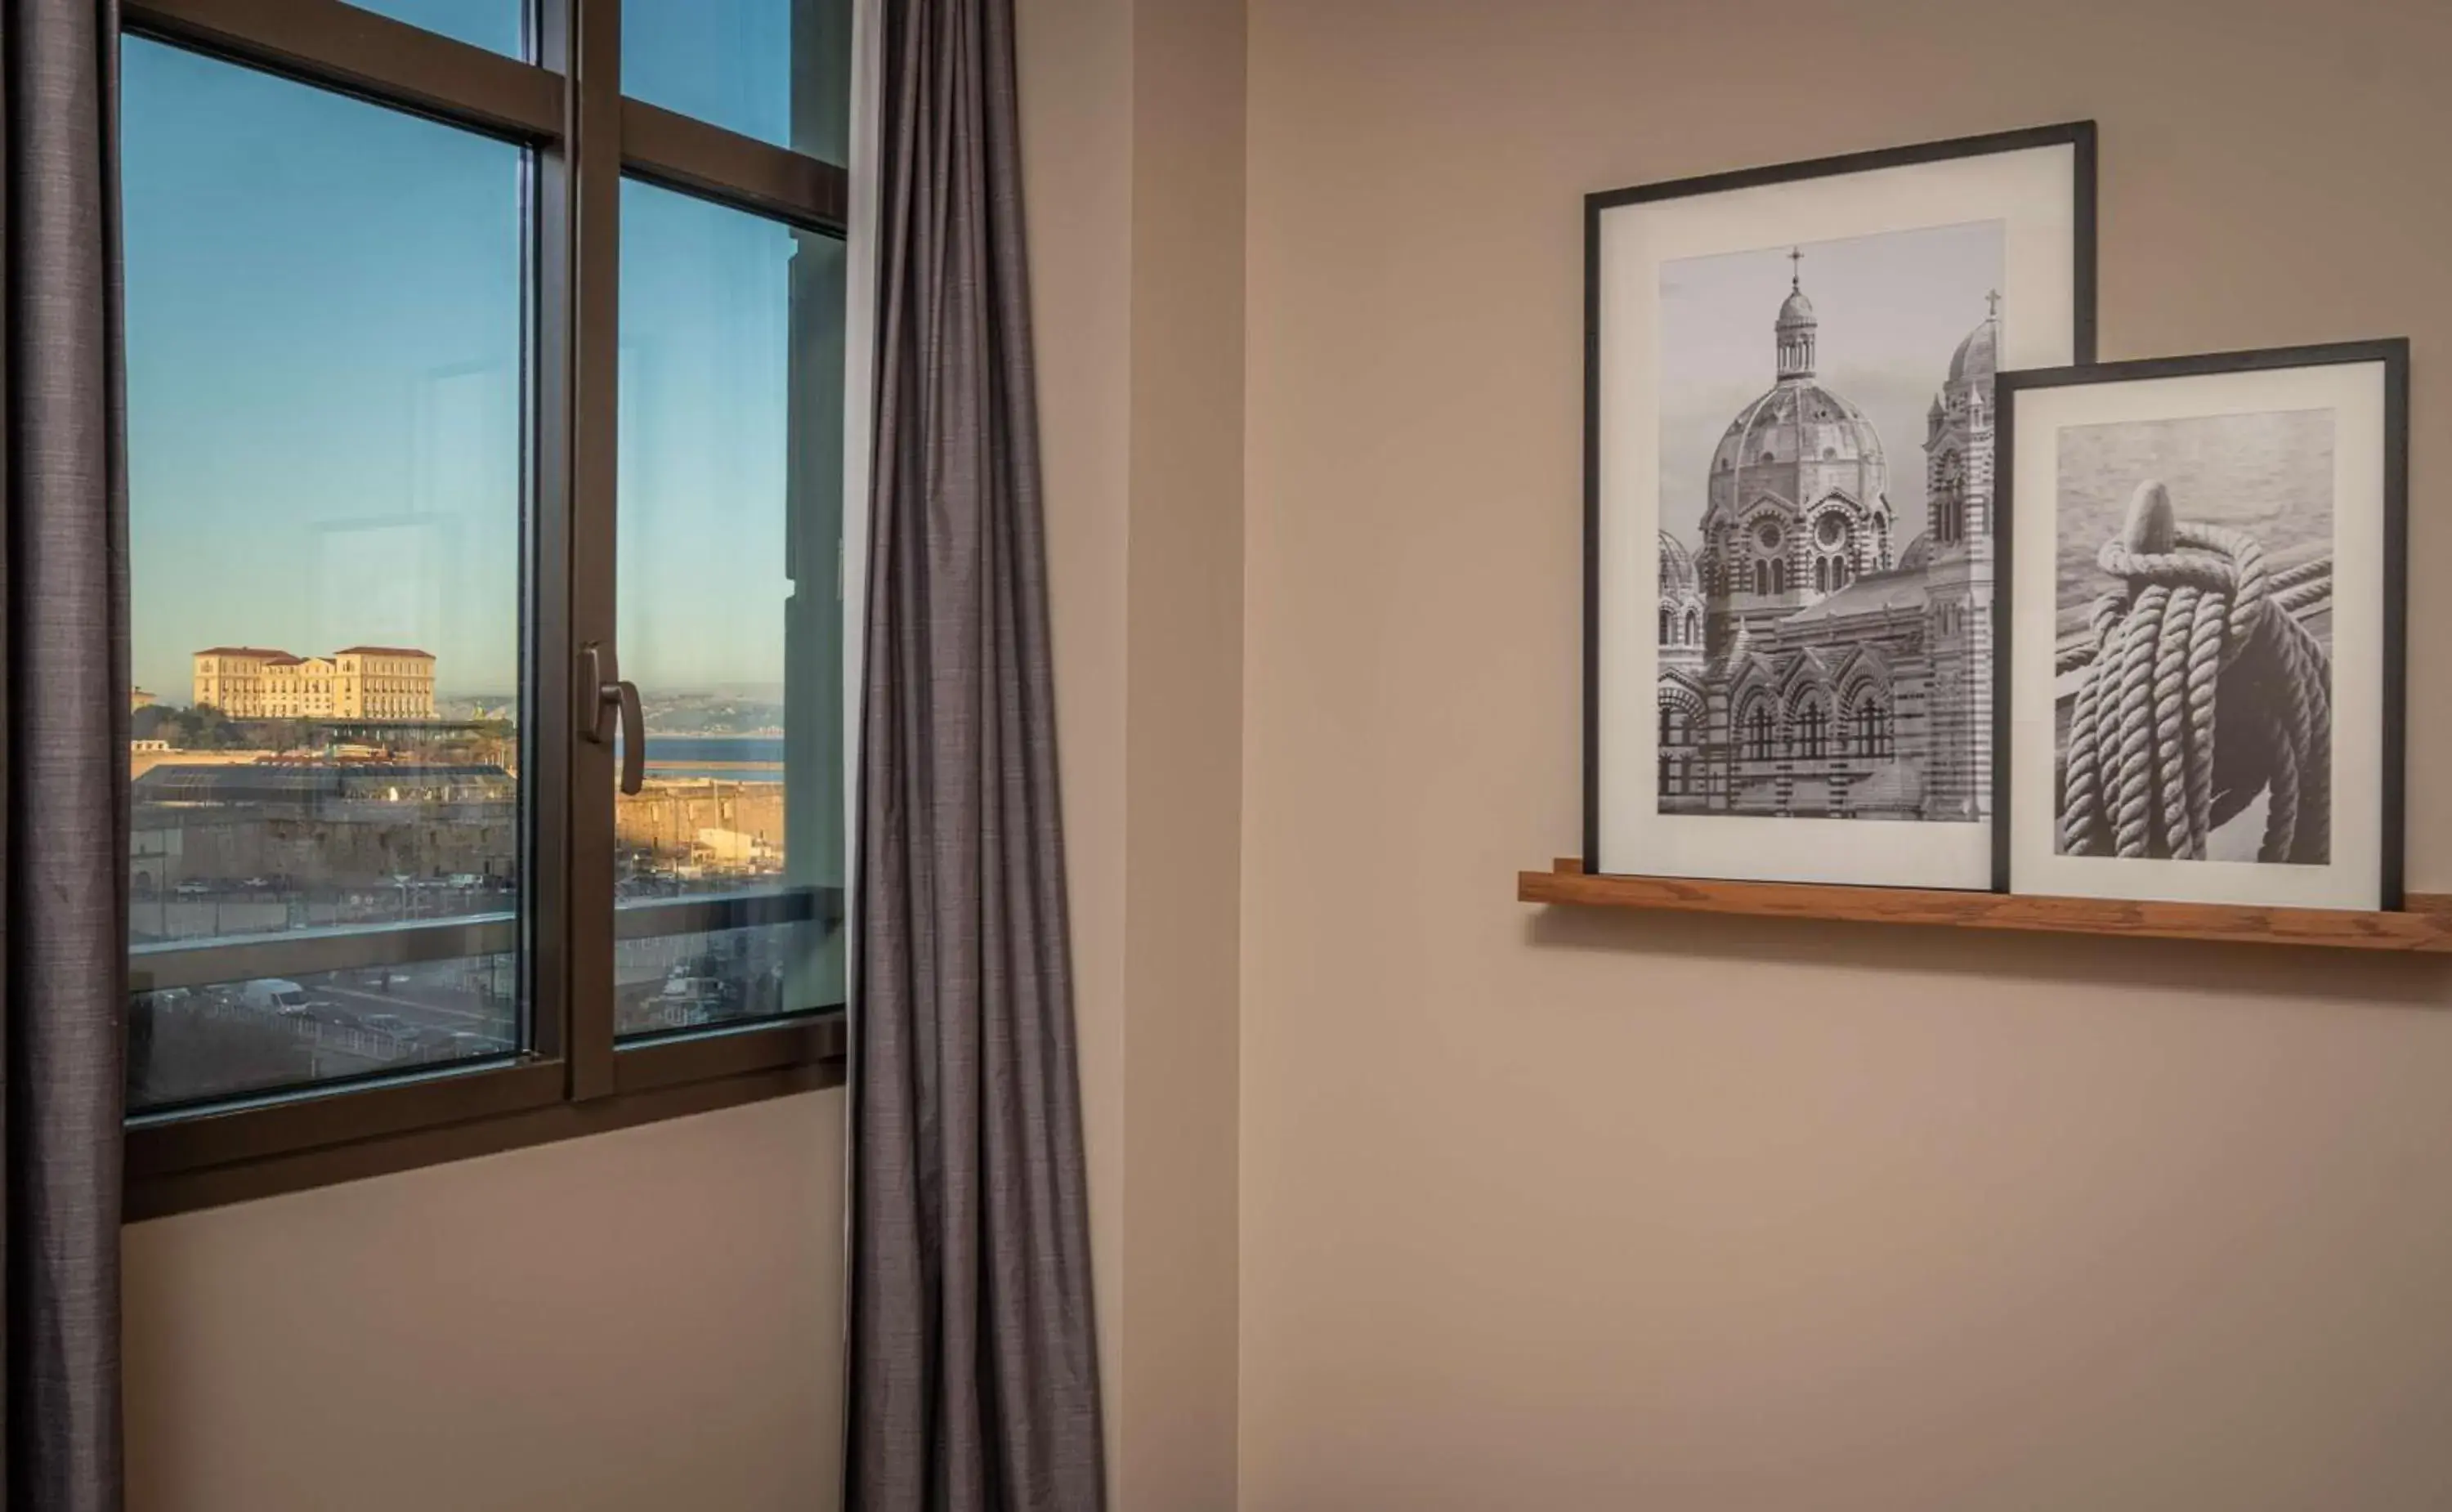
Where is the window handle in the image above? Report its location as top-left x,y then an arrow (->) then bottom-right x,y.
579,642 -> 646,795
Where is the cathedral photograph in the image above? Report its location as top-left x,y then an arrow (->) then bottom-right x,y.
1652,222 -> 2006,823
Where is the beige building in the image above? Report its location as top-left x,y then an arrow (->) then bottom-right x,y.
192,645 -> 436,721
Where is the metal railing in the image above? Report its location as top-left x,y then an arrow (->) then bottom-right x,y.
130,884 -> 843,993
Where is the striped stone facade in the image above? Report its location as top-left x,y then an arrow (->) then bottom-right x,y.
1658,274 -> 1998,822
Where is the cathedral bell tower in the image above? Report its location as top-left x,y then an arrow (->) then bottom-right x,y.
1921,293 -> 2001,821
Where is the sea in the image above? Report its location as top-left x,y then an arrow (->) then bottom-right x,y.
642,735 -> 787,782
2053,409 -> 2334,642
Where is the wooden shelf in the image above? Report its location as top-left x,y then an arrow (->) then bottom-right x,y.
1519,859 -> 2452,952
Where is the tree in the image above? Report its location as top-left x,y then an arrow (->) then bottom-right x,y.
168,703 -> 245,749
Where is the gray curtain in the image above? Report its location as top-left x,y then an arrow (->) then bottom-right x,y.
843,0 -> 1106,1507
2,0 -> 129,1508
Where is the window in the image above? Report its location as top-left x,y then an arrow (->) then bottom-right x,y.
1935,449 -> 1967,545
1743,702 -> 1774,762
1854,700 -> 1892,758
1796,701 -> 1827,759
622,0 -> 852,156
121,0 -> 861,1215
123,39 -> 527,1112
345,0 -> 527,56
615,179 -> 845,1040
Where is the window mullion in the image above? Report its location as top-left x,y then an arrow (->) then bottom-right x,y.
561,0 -> 623,1100
125,0 -> 562,142
526,0 -> 576,1077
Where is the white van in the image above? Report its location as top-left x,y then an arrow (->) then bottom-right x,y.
239,978 -> 311,1014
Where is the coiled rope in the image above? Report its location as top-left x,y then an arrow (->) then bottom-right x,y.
2056,481 -> 2331,862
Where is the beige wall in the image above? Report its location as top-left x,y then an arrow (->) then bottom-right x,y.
125,1091 -> 845,1512
1240,1 -> 2452,1509
1020,0 -> 1246,1505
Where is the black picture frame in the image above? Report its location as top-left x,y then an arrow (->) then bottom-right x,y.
1581,121 -> 2099,883
1991,339 -> 2409,910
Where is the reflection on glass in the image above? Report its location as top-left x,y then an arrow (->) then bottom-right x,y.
621,0 -> 852,159
616,178 -> 846,1034
615,921 -> 833,1038
123,40 -> 526,1110
130,953 -> 516,1112
345,0 -> 528,59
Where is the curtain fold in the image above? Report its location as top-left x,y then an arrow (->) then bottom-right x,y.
845,0 -> 1107,1508
2,1 -> 130,1509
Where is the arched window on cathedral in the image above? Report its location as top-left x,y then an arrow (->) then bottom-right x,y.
1743,701 -> 1774,762
1854,699 -> 1892,758
1753,561 -> 1770,597
1658,606 -> 1672,643
1814,557 -> 1828,593
1935,450 -> 1967,545
1772,560 -> 1788,594
1796,701 -> 1827,759
1684,608 -> 1700,644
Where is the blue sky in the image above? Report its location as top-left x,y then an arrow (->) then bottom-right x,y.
122,1 -> 843,704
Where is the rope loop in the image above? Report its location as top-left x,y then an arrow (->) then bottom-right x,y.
2056,482 -> 2328,864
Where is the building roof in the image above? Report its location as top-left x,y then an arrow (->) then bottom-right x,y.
1706,379 -> 1887,499
1947,312 -> 1998,389
195,645 -> 436,661
135,761 -> 512,811
1658,530 -> 1699,595
1778,569 -> 1927,625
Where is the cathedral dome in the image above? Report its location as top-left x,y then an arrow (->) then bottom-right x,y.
1658,530 -> 1699,594
1706,381 -> 1887,481
1698,256 -> 1893,573
1947,311 -> 1998,389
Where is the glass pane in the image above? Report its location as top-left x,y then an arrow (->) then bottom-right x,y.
615,178 -> 846,1038
345,0 -> 528,59
123,40 -> 528,1113
622,0 -> 852,159
132,953 -> 516,1109
617,923 -> 802,1037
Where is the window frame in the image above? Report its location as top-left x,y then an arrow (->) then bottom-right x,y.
120,0 -> 866,1220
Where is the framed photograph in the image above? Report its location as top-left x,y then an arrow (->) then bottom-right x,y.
1997,341 -> 2409,910
1585,123 -> 2096,887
